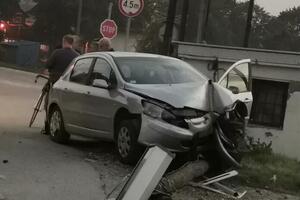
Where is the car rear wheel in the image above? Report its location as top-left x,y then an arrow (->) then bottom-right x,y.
116,120 -> 143,164
48,106 -> 70,143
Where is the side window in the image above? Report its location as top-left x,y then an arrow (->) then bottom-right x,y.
90,58 -> 116,84
70,58 -> 93,84
220,63 -> 249,94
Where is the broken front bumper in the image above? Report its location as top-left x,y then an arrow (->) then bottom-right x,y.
138,113 -> 213,152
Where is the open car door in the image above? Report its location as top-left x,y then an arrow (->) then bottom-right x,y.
217,59 -> 253,116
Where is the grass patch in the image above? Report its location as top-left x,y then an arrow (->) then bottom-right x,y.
239,151 -> 300,195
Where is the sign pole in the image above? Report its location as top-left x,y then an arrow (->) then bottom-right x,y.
124,17 -> 132,51
76,0 -> 83,35
118,0 -> 144,51
108,2 -> 113,19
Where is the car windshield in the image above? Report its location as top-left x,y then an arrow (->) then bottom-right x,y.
114,57 -> 206,84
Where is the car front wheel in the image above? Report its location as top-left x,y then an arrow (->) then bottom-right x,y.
116,120 -> 143,164
48,106 -> 70,143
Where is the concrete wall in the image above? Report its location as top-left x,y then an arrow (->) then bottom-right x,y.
247,92 -> 300,160
174,42 -> 300,160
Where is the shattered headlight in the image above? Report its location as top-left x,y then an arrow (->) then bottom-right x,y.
142,100 -> 188,129
142,100 -> 175,119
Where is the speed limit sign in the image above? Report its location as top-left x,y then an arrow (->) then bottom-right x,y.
118,0 -> 144,17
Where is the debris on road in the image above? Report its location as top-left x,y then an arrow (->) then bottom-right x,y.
0,175 -> 6,180
0,193 -> 5,200
86,152 -> 99,160
189,170 -> 247,199
113,146 -> 174,200
2,160 -> 8,164
84,158 -> 97,163
108,146 -> 210,200
188,170 -> 246,198
84,152 -> 99,163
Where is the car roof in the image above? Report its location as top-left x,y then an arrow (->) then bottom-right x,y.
83,51 -> 178,60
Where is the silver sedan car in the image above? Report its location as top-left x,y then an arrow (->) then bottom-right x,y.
46,52 -> 252,164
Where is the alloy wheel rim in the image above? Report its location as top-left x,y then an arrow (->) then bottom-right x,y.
118,127 -> 131,158
50,111 -> 61,137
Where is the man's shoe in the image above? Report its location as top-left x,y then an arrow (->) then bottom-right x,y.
41,128 -> 49,135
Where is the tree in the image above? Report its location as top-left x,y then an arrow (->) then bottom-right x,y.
29,0 -> 77,47
262,7 -> 300,51
79,0 -> 111,40
135,0 -> 170,53
248,5 -> 274,48
203,0 -> 272,48
0,0 -> 21,20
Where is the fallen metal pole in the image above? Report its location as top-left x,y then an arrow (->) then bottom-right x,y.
115,146 -> 174,200
156,160 -> 209,195
108,146 -> 210,200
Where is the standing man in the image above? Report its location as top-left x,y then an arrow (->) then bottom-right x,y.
44,34 -> 80,82
98,37 -> 114,51
41,34 -> 79,134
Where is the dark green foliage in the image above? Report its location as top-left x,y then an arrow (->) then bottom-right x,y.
135,0 -> 168,53
0,0 -> 21,20
30,0 -> 77,46
2,0 -> 300,53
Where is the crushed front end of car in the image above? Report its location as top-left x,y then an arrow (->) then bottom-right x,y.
138,98 -> 214,152
135,80 -> 249,168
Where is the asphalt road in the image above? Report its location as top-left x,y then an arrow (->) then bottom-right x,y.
0,67 -> 108,200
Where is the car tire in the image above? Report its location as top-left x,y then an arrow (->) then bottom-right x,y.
116,120 -> 143,164
48,106 -> 70,143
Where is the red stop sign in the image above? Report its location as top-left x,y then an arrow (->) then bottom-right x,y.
100,19 -> 118,39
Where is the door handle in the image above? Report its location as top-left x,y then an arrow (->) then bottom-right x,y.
64,88 -> 68,90
86,91 -> 91,95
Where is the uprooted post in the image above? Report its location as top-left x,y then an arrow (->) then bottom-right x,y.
107,146 -> 209,200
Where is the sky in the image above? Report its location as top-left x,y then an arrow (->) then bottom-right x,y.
253,0 -> 300,16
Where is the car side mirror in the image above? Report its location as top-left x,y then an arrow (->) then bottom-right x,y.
92,79 -> 117,90
228,86 -> 239,94
93,79 -> 110,89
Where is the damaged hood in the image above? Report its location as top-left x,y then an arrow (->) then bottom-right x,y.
124,81 -> 235,113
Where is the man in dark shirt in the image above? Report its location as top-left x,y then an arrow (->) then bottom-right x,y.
44,35 -> 79,82
41,35 -> 79,134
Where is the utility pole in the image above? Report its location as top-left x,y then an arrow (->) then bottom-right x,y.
196,0 -> 207,43
76,0 -> 83,35
179,0 -> 189,42
162,0 -> 177,55
202,0 -> 211,42
243,0 -> 254,47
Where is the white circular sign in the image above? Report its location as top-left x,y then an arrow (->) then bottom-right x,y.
118,0 -> 144,17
